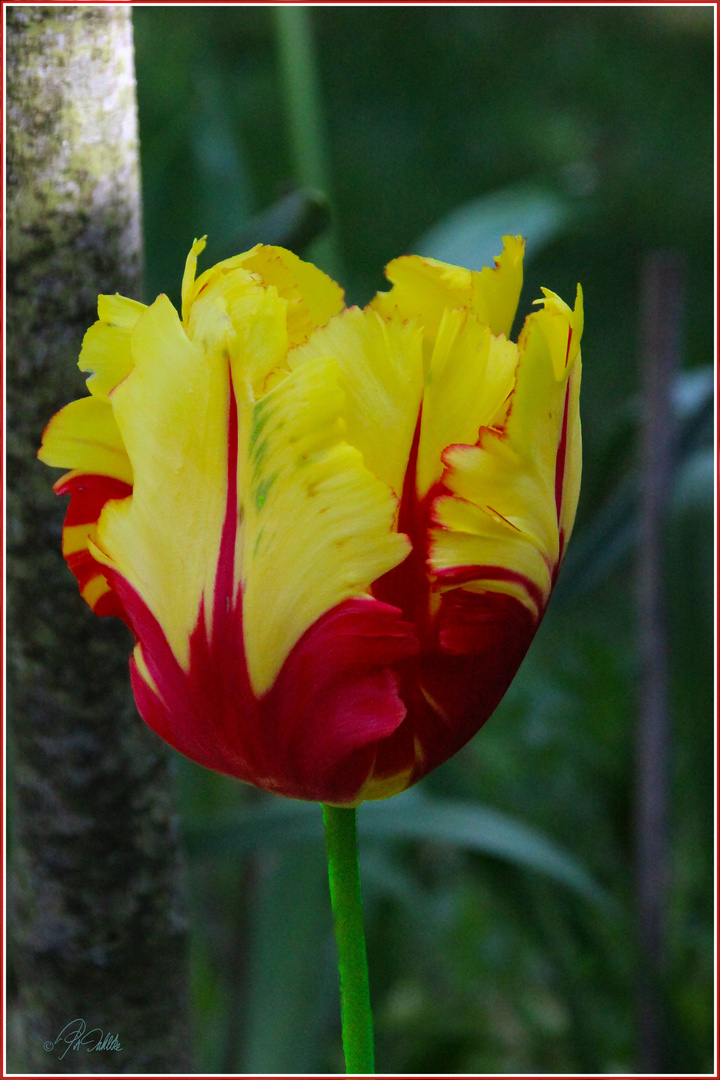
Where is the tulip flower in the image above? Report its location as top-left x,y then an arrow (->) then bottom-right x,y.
39,235 -> 582,1073
38,236 -> 582,808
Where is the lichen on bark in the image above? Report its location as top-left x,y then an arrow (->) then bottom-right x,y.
7,8 -> 192,1073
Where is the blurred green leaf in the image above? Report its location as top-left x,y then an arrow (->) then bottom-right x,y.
555,367 -> 713,604
184,797 -> 319,856
672,447 -> 714,512
414,183 -> 574,269
240,847 -> 330,1073
183,790 -> 608,907
361,794 -> 609,909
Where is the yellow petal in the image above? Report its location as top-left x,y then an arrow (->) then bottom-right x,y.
416,309 -> 517,498
238,353 -> 411,697
559,357 -> 582,549
84,257 -> 406,691
470,234 -> 525,338
182,238 -> 344,348
355,762 -> 416,804
510,285 -> 583,488
288,306 -> 424,499
91,294 -> 230,671
181,238 -> 258,330
370,253 -> 471,345
370,235 -> 524,341
524,287 -> 583,553
437,435 -> 558,572
97,293 -> 147,332
187,273 -> 289,400
38,396 -> 133,485
78,294 -> 147,401
181,235 -> 209,323
234,245 -> 345,346
228,286 -> 290,399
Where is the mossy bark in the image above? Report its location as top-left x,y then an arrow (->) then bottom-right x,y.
7,8 -> 192,1073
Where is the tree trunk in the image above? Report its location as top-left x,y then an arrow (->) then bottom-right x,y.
7,8 -> 192,1072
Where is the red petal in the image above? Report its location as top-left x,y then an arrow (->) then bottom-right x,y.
55,473 -> 133,524
55,473 -> 133,622
393,589 -> 536,782
121,576 -> 420,803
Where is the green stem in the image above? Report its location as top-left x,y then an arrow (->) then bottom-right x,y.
322,805 -> 375,1074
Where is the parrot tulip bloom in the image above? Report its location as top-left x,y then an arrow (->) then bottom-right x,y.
39,237 -> 582,806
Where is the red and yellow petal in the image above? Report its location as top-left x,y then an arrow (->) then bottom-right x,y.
56,472 -> 133,618
427,284 -> 583,623
39,357 -> 135,618
236,350 -> 412,696
90,293 -> 230,671
416,309 -> 517,498
110,327 -> 420,803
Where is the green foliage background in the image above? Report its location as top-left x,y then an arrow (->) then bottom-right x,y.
132,6 -> 714,1074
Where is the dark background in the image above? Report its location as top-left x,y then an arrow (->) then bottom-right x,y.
131,6 -> 714,1073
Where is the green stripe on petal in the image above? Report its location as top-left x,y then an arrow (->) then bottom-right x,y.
237,354 -> 411,697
